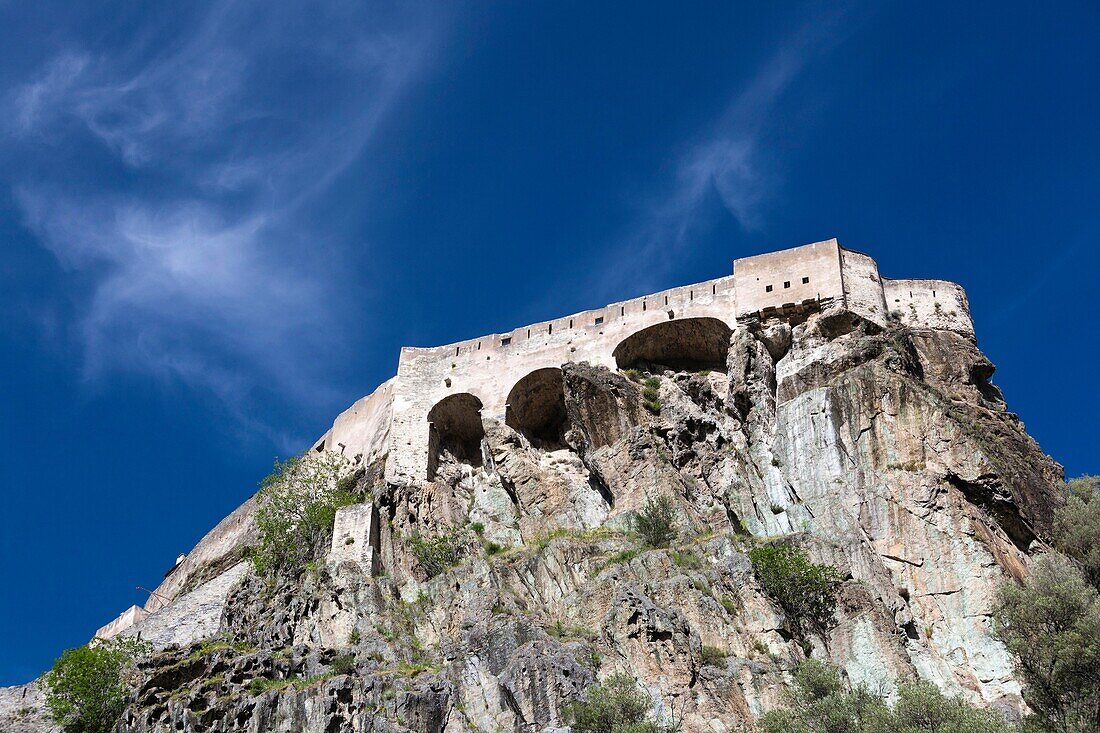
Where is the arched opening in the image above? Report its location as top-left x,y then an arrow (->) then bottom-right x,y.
612,317 -> 733,371
505,368 -> 568,449
427,393 -> 485,479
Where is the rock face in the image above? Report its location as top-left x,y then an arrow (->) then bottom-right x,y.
3,305 -> 1064,733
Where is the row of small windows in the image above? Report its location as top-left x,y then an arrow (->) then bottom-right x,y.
764,276 -> 810,293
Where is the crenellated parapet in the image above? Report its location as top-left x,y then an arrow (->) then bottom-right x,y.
313,238 -> 974,484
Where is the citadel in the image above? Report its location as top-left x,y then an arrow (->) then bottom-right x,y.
319,237 -> 973,485
93,237 -> 975,648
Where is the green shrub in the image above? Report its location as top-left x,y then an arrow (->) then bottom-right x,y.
699,645 -> 728,667
758,659 -> 1008,733
670,549 -> 701,569
1054,476 -> 1100,591
348,628 -> 361,645
624,368 -> 643,382
634,494 -> 678,549
642,377 -> 662,414
43,637 -> 151,733
994,553 -> 1100,733
565,674 -> 671,733
408,527 -> 468,578
484,541 -> 504,557
748,544 -> 841,632
470,521 -> 485,536
252,452 -> 356,577
330,653 -> 356,675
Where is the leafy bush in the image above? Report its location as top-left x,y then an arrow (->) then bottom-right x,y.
699,645 -> 728,667
252,452 -> 356,577
330,653 -> 356,675
407,527 -> 469,578
634,494 -> 677,549
1054,476 -> 1100,591
994,553 -> 1100,733
624,368 -> 643,382
43,637 -> 151,733
758,659 -> 1009,733
748,544 -> 841,632
565,673 -> 671,733
642,377 -> 662,415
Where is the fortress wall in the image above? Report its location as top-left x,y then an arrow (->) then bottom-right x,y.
314,377 -> 394,466
884,279 -> 974,335
144,495 -> 258,613
839,248 -> 889,325
385,275 -> 738,484
733,239 -> 845,315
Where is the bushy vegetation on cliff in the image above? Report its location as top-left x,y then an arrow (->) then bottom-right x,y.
251,452 -> 358,577
758,659 -> 1008,733
993,476 -> 1100,733
43,637 -> 150,733
749,543 -> 841,634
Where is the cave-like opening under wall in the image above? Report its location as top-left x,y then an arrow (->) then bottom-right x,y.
505,367 -> 568,449
426,392 -> 485,479
612,317 -> 733,372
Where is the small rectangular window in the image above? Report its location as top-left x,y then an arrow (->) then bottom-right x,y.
569,319 -> 573,328
620,306 -> 625,316
664,295 -> 668,305
548,324 -> 553,335
784,281 -> 791,289
712,284 -> 716,294
766,284 -> 773,292
594,316 -> 604,325
477,341 -> 481,350
501,337 -> 511,346
802,276 -> 809,284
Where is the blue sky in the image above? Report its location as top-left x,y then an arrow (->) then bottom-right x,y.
1,1 -> 1098,684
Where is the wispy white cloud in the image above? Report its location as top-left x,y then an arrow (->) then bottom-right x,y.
604,6 -> 854,292
4,2 -> 439,448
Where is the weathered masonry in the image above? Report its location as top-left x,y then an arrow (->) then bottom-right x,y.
315,238 -> 974,484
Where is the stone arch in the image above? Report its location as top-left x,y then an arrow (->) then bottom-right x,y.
612,317 -> 733,371
427,393 -> 485,479
505,368 -> 568,448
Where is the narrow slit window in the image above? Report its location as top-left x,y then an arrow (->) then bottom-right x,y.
477,341 -> 481,350
689,290 -> 694,301
455,347 -> 459,356
642,300 -> 647,311
569,319 -> 573,328
620,306 -> 624,316
712,284 -> 716,294
664,295 -> 668,305
548,324 -> 553,335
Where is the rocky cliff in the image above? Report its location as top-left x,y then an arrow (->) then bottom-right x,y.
1,306 -> 1064,733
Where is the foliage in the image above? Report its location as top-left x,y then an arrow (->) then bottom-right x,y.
407,527 -> 469,578
623,368 -> 643,382
748,544 -> 841,632
1053,476 -> 1100,591
758,659 -> 1010,733
634,494 -> 678,549
641,377 -> 661,415
993,553 -> 1100,733
43,637 -> 151,733
330,653 -> 356,675
565,673 -> 671,733
699,645 -> 727,667
252,452 -> 356,577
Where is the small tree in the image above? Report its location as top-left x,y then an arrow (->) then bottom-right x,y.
634,494 -> 678,549
252,451 -> 356,577
43,637 -> 150,733
407,527 -> 469,578
748,544 -> 841,633
565,673 -> 670,733
1054,476 -> 1100,591
993,553 -> 1100,733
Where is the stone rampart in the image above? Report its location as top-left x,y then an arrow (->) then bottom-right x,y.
884,278 -> 974,335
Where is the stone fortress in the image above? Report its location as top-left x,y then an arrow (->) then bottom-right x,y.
92,237 -> 974,643
318,237 -> 973,485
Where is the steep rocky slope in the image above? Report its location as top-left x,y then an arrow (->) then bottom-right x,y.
2,307 -> 1063,733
